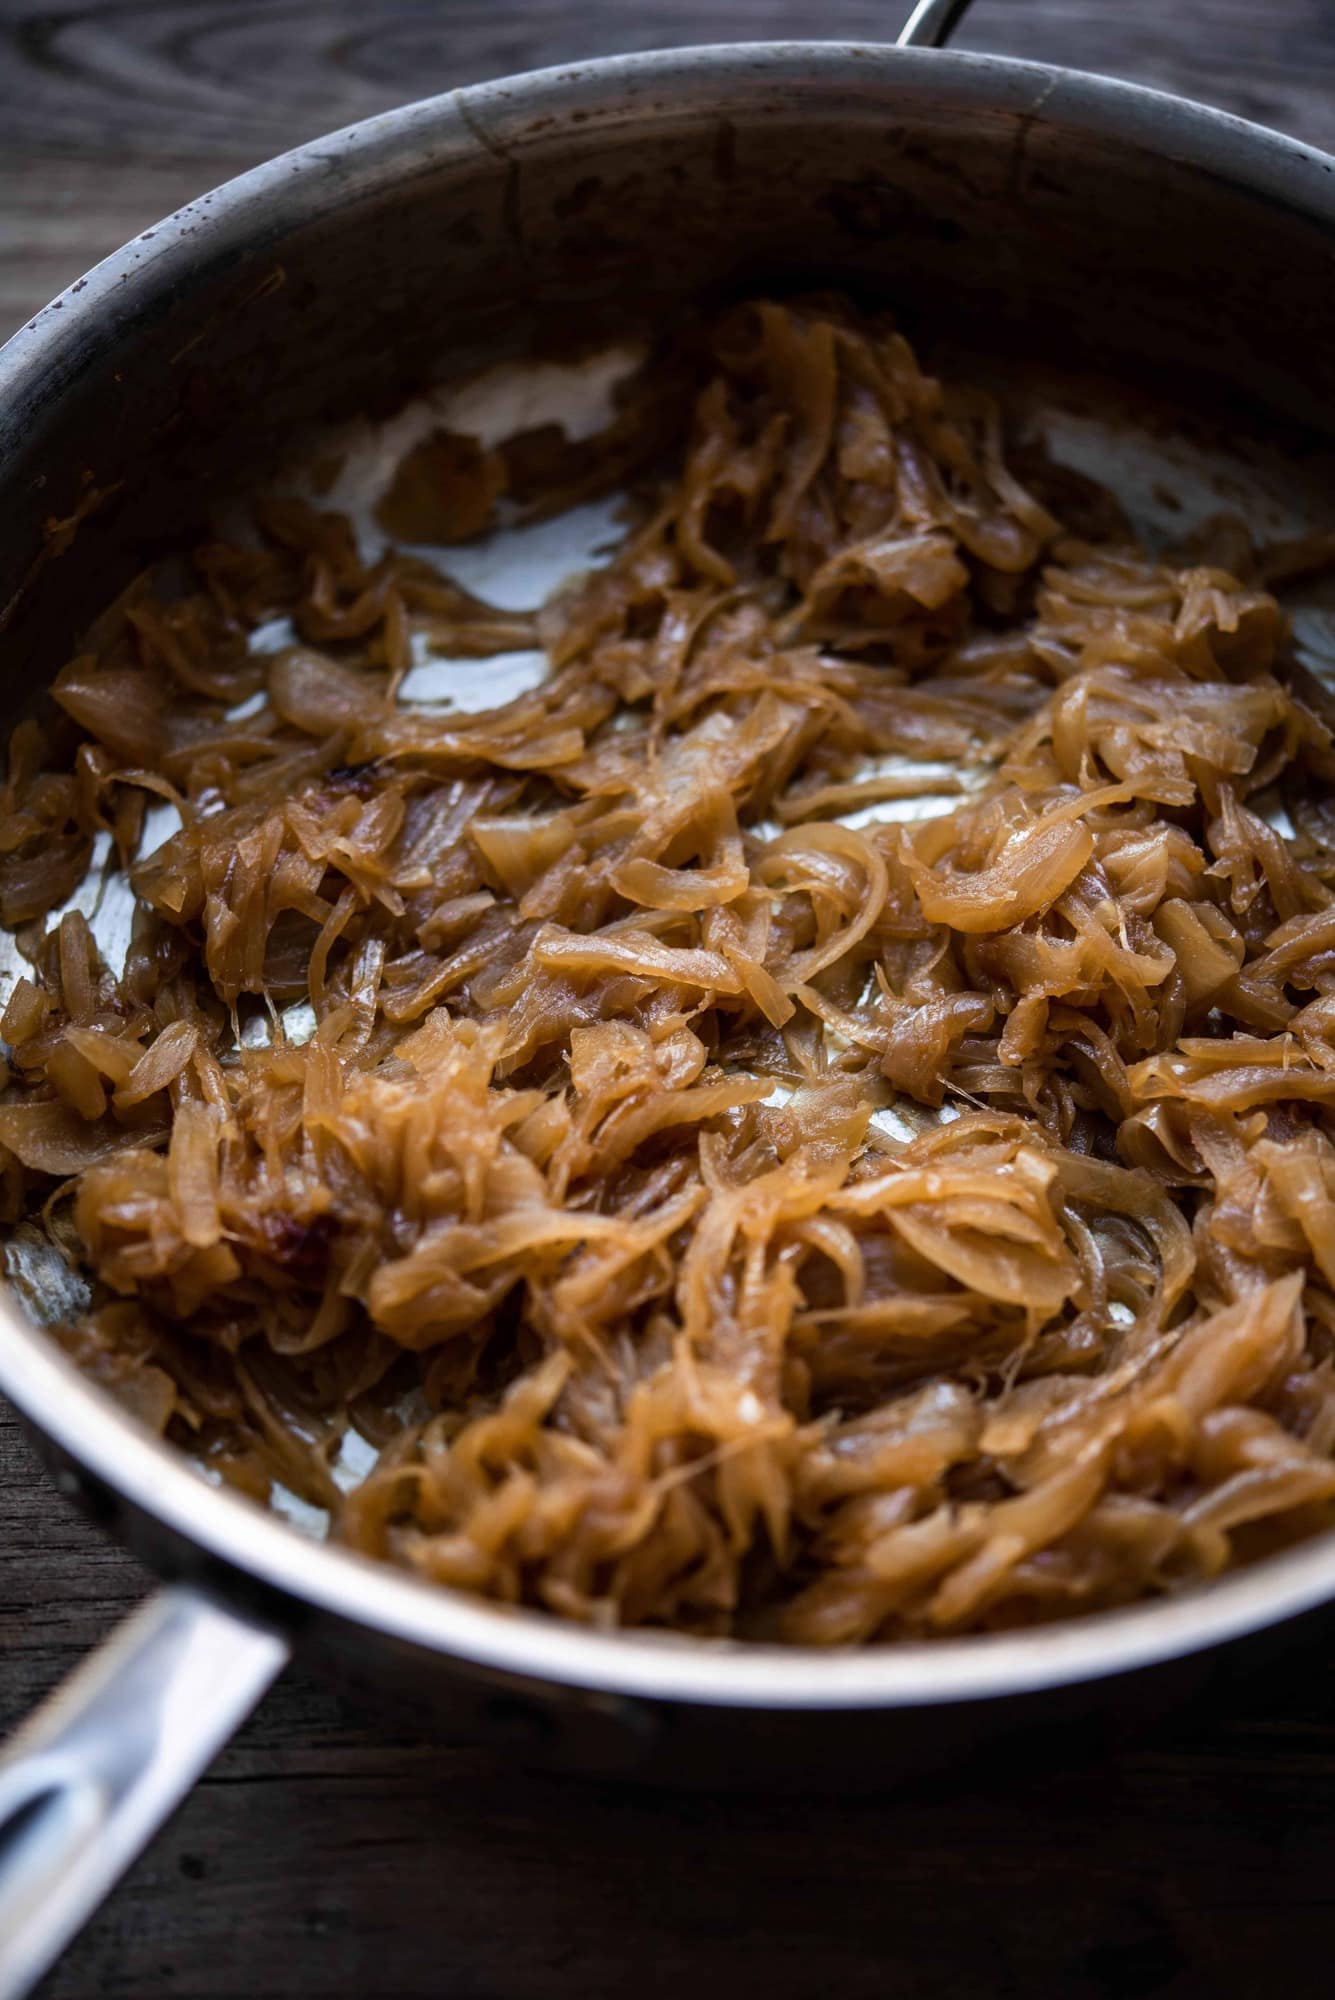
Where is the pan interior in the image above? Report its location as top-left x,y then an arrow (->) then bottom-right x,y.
6,333 -> 1335,1549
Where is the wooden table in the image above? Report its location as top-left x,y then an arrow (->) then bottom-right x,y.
5,3 -> 1335,1994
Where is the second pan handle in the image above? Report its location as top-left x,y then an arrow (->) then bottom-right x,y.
897,0 -> 979,49
0,1587 -> 288,2000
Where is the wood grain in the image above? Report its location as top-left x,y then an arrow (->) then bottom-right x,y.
6,2 -> 1335,1995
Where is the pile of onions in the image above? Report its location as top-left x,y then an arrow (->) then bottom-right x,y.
4,298 -> 1335,1642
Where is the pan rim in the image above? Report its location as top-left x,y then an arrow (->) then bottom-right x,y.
9,1304 -> 1335,1710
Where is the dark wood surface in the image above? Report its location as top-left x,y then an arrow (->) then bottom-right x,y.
6,3 -> 1335,1995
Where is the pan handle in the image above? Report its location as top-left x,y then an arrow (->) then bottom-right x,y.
0,1586 -> 288,2000
897,0 -> 979,47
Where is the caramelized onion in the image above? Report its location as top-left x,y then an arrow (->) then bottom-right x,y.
4,297 -> 1335,1644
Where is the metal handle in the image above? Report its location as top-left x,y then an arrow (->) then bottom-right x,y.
898,0 -> 978,47
0,1587 -> 288,1999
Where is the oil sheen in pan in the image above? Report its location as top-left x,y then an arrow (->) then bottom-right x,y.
4,345 -> 1334,1538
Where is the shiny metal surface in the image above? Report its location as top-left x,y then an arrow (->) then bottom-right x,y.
898,0 -> 979,48
0,22 -> 1333,1980
7,39 -> 1335,1705
4,39 -> 1335,1709
0,1589 -> 286,1999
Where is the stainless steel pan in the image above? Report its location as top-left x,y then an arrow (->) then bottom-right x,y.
6,2 -> 1335,1988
